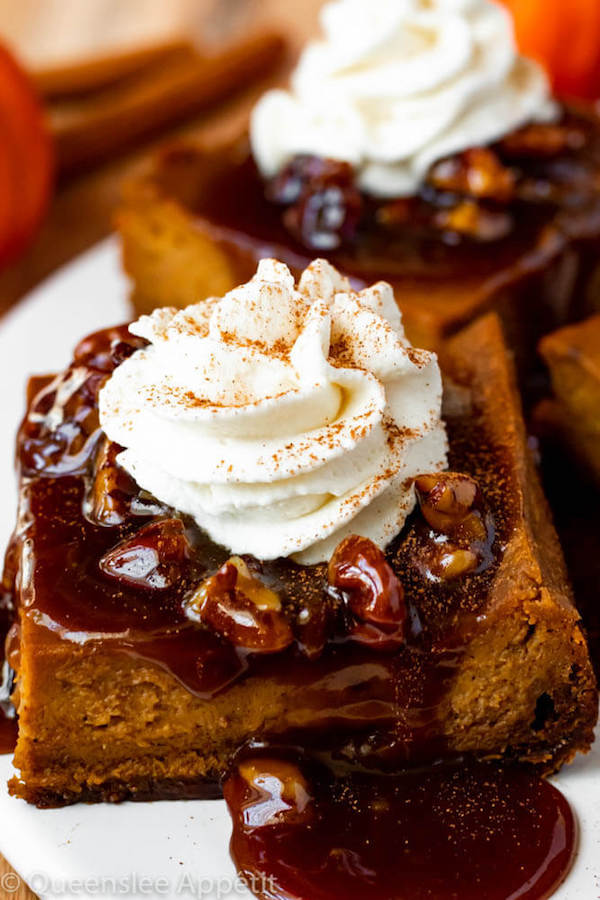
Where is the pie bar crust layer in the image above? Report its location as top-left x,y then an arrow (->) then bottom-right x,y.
5,314 -> 597,807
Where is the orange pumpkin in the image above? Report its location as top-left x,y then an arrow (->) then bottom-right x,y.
501,0 -> 600,100
0,45 -> 53,268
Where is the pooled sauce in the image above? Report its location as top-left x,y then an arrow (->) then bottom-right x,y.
225,752 -> 577,900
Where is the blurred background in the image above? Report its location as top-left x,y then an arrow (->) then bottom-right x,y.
0,0 -> 324,314
0,0 -> 318,68
0,0 -> 598,313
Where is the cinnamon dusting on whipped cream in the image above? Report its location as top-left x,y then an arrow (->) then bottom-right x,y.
99,259 -> 447,563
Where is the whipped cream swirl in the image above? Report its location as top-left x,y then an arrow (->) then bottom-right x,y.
99,260 -> 447,564
251,0 -> 557,198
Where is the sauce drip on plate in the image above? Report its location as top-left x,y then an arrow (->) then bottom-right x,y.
225,753 -> 576,900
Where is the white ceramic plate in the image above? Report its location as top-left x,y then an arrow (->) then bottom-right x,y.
0,240 -> 598,900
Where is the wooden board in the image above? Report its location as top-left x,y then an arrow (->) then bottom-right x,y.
0,854 -> 35,899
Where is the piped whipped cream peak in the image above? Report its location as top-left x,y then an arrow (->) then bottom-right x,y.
99,259 -> 447,564
251,0 -> 558,199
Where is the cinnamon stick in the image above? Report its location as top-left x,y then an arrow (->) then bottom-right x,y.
34,39 -> 196,100
51,30 -> 286,175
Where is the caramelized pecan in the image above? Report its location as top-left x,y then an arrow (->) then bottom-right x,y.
19,326 -> 146,478
74,325 -> 146,373
429,148 -> 515,203
328,535 -> 406,647
415,472 -> 486,542
498,123 -> 586,159
88,438 -> 137,526
433,201 -> 513,242
187,557 -> 293,653
19,368 -> 106,476
268,154 -> 362,251
99,518 -> 191,590
294,597 -> 333,660
414,472 -> 493,581
427,547 -> 479,580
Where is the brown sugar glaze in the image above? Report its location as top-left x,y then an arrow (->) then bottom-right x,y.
224,750 -> 577,900
1,325 -> 580,898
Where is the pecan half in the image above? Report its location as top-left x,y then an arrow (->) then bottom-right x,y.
415,472 -> 486,542
268,154 -> 363,251
498,123 -> 585,159
88,438 -> 137,526
414,472 -> 493,581
99,518 -> 191,590
429,148 -> 516,203
74,325 -> 146,373
328,535 -> 406,647
19,368 -> 106,476
187,557 -> 293,653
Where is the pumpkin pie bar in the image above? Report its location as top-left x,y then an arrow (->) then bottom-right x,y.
536,314 -> 600,484
3,270 -> 596,805
118,0 -> 600,362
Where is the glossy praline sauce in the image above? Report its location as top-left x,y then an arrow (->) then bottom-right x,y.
1,325 -> 579,898
224,751 -> 576,900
